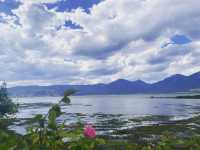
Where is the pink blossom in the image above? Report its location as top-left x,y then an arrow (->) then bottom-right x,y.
83,124 -> 96,138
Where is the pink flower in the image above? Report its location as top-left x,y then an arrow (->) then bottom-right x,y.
83,124 -> 96,138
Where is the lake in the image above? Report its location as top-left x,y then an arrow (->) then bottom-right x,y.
10,94 -> 200,137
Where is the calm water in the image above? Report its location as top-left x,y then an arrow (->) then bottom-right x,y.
10,94 -> 200,135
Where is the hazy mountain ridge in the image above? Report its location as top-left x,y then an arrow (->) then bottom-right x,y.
8,71 -> 200,97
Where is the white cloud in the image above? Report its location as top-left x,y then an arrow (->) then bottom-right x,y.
0,0 -> 200,86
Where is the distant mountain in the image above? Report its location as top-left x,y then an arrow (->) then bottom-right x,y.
8,71 -> 200,97
150,73 -> 200,93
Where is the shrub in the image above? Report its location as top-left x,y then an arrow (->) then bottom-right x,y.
0,81 -> 17,117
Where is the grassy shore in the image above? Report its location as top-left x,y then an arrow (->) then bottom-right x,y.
1,114 -> 200,149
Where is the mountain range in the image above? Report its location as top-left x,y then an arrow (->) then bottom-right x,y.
8,71 -> 200,97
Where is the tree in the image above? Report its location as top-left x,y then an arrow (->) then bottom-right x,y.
0,81 -> 17,117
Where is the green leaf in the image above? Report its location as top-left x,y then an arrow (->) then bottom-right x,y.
48,110 -> 57,129
28,114 -> 45,127
61,97 -> 71,104
63,89 -> 76,97
48,104 -> 62,118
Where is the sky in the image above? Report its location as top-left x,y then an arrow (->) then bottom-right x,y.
0,0 -> 200,87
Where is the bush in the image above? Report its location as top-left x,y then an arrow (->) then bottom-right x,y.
0,81 -> 17,117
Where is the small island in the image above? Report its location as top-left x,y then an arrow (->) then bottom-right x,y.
175,95 -> 200,99
151,95 -> 200,99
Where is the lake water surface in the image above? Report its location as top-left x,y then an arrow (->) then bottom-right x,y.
10,94 -> 200,136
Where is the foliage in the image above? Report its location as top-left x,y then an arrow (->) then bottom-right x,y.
1,129 -> 200,150
68,137 -> 105,150
61,89 -> 76,104
0,81 -> 17,117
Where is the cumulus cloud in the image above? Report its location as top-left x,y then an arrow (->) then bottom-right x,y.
0,0 -> 200,86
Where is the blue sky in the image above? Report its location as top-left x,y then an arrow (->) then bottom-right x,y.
0,0 -> 20,15
45,0 -> 102,13
0,0 -> 200,86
